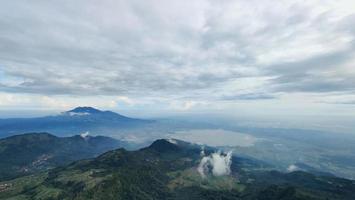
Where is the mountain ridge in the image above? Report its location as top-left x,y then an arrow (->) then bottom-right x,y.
1,138 -> 354,200
0,132 -> 123,181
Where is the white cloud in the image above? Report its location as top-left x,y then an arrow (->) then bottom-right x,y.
0,92 -> 119,110
1,0 -> 354,97
116,96 -> 136,106
198,149 -> 233,177
80,131 -> 90,138
287,164 -> 300,172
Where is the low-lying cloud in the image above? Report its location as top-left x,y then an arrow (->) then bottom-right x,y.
197,148 -> 233,178
287,164 -> 300,172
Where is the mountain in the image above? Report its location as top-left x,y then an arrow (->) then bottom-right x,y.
1,139 -> 354,200
147,139 -> 182,152
65,107 -> 132,119
0,132 -> 124,181
0,107 -> 152,138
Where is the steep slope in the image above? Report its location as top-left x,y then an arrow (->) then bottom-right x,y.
1,139 -> 354,200
0,107 -> 152,138
0,132 -> 123,181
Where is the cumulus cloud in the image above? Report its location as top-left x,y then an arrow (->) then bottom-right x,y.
197,148 -> 233,178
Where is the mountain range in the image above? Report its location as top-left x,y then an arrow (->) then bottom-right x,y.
1,136 -> 354,200
0,107 -> 152,138
0,132 -> 123,181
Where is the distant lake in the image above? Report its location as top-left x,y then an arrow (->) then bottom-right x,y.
173,129 -> 259,147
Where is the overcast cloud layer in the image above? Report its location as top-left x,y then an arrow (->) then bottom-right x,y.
0,0 -> 355,120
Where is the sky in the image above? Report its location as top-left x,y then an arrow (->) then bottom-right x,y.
0,0 -> 355,130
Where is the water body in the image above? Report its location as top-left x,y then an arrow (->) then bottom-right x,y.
173,129 -> 259,147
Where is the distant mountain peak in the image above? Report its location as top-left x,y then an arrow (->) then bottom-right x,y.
0,107 -> 152,138
64,107 -> 126,118
67,106 -> 102,114
148,139 -> 181,153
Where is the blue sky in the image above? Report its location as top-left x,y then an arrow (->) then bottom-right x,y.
0,0 -> 355,132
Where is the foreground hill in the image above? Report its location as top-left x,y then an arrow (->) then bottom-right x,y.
0,132 -> 123,181
0,107 -> 152,138
1,139 -> 354,200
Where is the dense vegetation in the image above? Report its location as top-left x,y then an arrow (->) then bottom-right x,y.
1,138 -> 354,200
0,132 -> 122,181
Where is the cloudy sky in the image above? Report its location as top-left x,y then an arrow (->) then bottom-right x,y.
0,0 -> 355,125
